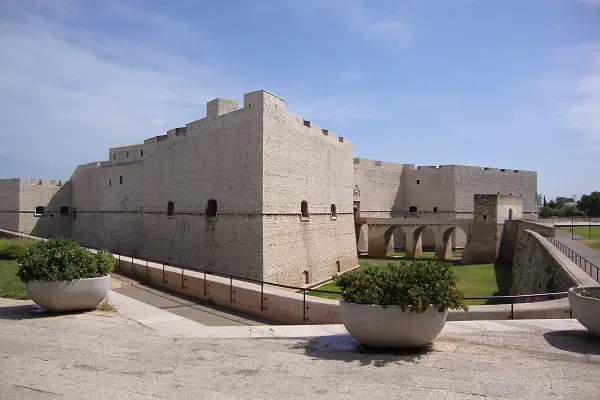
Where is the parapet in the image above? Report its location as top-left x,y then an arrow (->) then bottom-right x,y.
207,98 -> 239,118
24,179 -> 64,186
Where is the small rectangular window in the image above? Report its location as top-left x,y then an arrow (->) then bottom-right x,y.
109,179 -> 111,187
126,151 -> 129,158
433,207 -> 438,213
483,215 -> 487,220
141,150 -> 144,157
113,153 -> 116,160
34,206 -> 46,216
60,206 -> 70,216
119,175 -> 123,184
72,210 -> 77,220
417,180 -> 420,184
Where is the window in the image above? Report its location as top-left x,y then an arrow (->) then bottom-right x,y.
34,206 -> 46,216
336,261 -> 341,273
508,208 -> 513,220
433,207 -> 438,213
167,201 -> 175,217
119,175 -> 123,184
60,206 -> 70,216
72,210 -> 77,220
301,201 -> 309,219
409,206 -> 417,213
141,150 -> 144,157
330,204 -> 337,219
302,270 -> 309,284
417,180 -> 420,184
206,199 -> 217,218
109,179 -> 111,187
483,215 -> 487,220
113,153 -> 116,160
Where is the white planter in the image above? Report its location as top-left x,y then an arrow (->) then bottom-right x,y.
568,286 -> 600,337
339,300 -> 448,348
27,275 -> 111,312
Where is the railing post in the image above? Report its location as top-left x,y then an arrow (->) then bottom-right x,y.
181,267 -> 184,290
118,254 -> 121,270
303,289 -> 307,323
131,256 -> 134,275
510,299 -> 514,320
229,276 -> 233,303
146,259 -> 149,280
162,262 -> 165,284
261,281 -> 264,312
203,271 -> 207,296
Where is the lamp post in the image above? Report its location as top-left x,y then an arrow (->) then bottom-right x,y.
572,215 -> 574,240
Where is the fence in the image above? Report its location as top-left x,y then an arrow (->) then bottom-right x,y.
0,227 -> 572,322
546,236 -> 599,282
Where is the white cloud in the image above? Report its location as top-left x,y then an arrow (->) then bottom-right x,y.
283,0 -> 411,49
559,47 -> 600,149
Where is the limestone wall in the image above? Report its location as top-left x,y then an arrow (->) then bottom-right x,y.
0,179 -> 19,231
511,229 -> 598,295
352,158 -> 403,216
18,179 -> 72,238
498,219 -> 555,263
262,91 -> 358,286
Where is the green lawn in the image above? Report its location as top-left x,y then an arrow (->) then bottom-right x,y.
0,260 -> 28,300
560,226 -> 600,250
309,258 -> 511,306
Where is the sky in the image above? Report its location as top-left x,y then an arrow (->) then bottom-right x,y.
0,0 -> 599,200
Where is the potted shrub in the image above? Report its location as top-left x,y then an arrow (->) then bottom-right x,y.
336,260 -> 467,348
17,238 -> 115,312
568,286 -> 600,337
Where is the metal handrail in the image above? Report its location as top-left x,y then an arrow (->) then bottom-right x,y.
546,236 -> 599,282
0,228 -> 574,321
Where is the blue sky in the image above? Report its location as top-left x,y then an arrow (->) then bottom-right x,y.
0,0 -> 598,200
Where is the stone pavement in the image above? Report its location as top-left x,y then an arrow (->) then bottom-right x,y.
1,296 -> 599,400
554,229 -> 600,275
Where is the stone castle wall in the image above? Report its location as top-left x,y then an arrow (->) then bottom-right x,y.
0,179 -> 20,231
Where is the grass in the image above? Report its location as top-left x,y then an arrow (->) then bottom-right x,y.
309,258 -> 512,306
98,299 -> 118,312
560,226 -> 600,251
0,238 -> 37,260
0,259 -> 28,300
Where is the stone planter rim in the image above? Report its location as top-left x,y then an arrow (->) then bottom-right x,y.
569,285 -> 600,299
26,274 -> 111,284
339,299 -> 445,312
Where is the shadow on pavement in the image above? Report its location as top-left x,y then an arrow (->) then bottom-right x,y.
0,303 -> 88,320
290,334 -> 433,367
542,330 -> 600,355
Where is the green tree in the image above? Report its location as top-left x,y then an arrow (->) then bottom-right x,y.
577,192 -> 600,217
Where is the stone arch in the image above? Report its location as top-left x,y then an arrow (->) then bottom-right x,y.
436,226 -> 468,260
393,226 -> 408,253
405,225 -> 429,258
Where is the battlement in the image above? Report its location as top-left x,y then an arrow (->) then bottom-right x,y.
23,178 -> 65,186
353,158 -> 403,168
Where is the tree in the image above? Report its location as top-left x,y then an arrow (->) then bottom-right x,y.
577,192 -> 600,217
543,195 -> 547,207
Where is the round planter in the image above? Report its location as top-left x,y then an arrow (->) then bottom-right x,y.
568,286 -> 600,337
339,300 -> 448,348
27,275 -> 111,312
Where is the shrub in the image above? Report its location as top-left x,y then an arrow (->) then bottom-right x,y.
0,238 -> 37,260
335,260 -> 468,313
17,237 -> 115,282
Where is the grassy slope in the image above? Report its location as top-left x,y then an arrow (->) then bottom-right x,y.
310,258 -> 512,306
560,226 -> 600,250
0,260 -> 28,300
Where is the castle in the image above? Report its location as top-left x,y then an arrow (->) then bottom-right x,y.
0,90 -> 538,286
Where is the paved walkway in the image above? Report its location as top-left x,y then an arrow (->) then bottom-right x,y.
1,296 -> 599,399
110,272 -> 276,326
554,229 -> 600,274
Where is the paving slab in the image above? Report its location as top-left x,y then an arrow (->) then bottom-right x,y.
1,297 -> 600,399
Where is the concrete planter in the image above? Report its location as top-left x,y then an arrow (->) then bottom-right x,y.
568,286 -> 600,337
339,300 -> 448,348
27,275 -> 111,312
